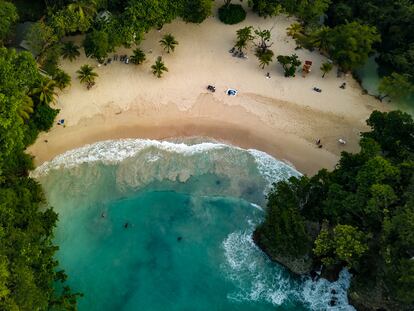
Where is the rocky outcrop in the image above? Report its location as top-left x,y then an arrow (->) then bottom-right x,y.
252,229 -> 313,275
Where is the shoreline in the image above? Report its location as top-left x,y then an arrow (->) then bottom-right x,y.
27,10 -> 389,176
29,93 -> 359,176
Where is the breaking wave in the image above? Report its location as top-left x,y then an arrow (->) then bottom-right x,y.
222,228 -> 355,310
31,139 -> 300,204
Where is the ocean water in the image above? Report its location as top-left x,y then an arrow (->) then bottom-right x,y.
33,139 -> 355,311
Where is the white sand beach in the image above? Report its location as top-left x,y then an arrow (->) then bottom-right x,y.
27,6 -> 389,175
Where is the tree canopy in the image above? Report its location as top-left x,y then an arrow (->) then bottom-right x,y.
0,47 -> 79,310
0,0 -> 18,44
308,22 -> 380,71
255,110 -> 414,310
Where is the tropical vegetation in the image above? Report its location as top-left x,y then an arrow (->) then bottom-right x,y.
320,62 -> 333,78
130,48 -> 146,65
151,56 -> 168,78
61,41 -> 80,62
235,26 -> 254,52
255,110 -> 414,310
0,46 -> 79,310
277,54 -> 301,77
77,64 -> 98,89
218,2 -> 246,25
159,34 -> 178,54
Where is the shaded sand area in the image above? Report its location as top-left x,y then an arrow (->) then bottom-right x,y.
27,6 -> 389,175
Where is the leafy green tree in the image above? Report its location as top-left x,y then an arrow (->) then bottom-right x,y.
123,0 -> 181,33
61,41 -> 80,61
26,21 -> 58,56
0,49 -> 38,162
130,48 -> 146,65
254,28 -> 273,53
286,22 -> 304,39
235,26 -> 254,52
151,56 -> 168,78
51,4 -> 93,35
77,64 -> 98,89
0,47 -> 79,309
249,0 -> 282,18
310,22 -> 380,71
0,0 -> 18,44
255,178 -> 312,258
307,25 -> 331,52
314,224 -> 369,269
296,0 -> 331,23
67,0 -> 97,28
83,29 -> 110,62
159,33 -> 179,53
30,78 -> 58,105
218,2 -> 246,24
277,54 -> 301,77
253,28 -> 275,68
379,73 -> 414,101
320,62 -> 333,78
53,69 -> 71,91
180,0 -> 213,23
255,110 -> 414,310
40,43 -> 62,75
362,110 -> 414,162
17,96 -> 34,122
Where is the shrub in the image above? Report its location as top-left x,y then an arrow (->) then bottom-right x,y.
180,0 -> 213,23
31,104 -> 60,132
218,4 -> 246,25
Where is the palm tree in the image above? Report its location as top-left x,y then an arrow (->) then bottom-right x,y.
159,34 -> 178,53
235,26 -> 254,51
53,70 -> 72,90
76,64 -> 98,89
286,23 -> 304,39
255,49 -> 274,69
61,41 -> 80,61
130,48 -> 146,65
31,78 -> 58,105
309,26 -> 331,53
68,0 -> 97,23
320,62 -> 333,78
17,96 -> 34,122
151,57 -> 168,78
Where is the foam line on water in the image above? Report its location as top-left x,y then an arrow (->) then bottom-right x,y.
222,228 -> 355,310
31,139 -> 300,190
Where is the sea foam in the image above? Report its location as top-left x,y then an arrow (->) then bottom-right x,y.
222,228 -> 355,310
31,139 -> 300,201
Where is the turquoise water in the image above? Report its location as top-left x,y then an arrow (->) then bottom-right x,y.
356,56 -> 414,115
33,139 -> 354,310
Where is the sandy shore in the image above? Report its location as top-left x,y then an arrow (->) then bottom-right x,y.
27,5 -> 389,175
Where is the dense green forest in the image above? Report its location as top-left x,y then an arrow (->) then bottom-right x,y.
0,47 -> 79,309
255,110 -> 414,310
0,0 -> 413,310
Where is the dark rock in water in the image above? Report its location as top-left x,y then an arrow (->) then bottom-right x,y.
320,264 -> 342,282
177,237 -> 182,241
310,270 -> 320,281
329,297 -> 338,306
215,180 -> 221,185
331,289 -> 337,295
